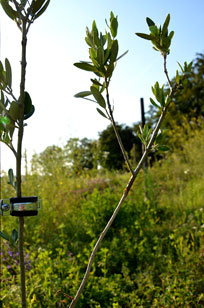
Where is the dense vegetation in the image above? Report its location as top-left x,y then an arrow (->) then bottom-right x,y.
1,120 -> 204,307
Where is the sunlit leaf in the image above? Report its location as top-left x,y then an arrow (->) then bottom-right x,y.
149,25 -> 158,36
143,124 -> 149,139
0,116 -> 10,125
150,97 -> 161,109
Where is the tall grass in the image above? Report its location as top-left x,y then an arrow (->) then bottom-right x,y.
1,128 -> 204,307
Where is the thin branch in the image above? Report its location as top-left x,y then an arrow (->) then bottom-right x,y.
163,53 -> 172,90
69,53 -> 176,308
69,103 -> 168,308
105,80 -> 134,175
7,142 -> 17,158
4,87 -> 18,102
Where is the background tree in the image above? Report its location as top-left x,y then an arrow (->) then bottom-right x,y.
98,123 -> 139,170
65,137 -> 98,173
31,145 -> 68,176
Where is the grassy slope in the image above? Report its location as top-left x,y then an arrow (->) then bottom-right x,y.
1,129 -> 204,307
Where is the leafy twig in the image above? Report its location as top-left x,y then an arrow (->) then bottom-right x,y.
70,13 -> 182,307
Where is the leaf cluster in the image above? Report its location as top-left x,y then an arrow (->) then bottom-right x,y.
176,61 -> 193,86
0,70 -> 34,148
0,0 -> 49,152
74,12 -> 128,119
0,0 -> 50,31
150,81 -> 171,110
136,14 -> 174,55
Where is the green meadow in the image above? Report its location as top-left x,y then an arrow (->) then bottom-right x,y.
1,126 -> 204,307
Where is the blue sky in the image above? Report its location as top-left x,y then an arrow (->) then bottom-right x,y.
0,0 -> 204,171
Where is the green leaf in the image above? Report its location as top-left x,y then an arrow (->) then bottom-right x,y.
8,168 -> 14,185
97,46 -> 104,66
8,122 -> 15,139
74,91 -> 91,98
149,25 -> 158,36
85,27 -> 94,47
137,132 -> 146,146
9,101 -> 19,121
150,98 -> 161,109
33,0 -> 50,20
24,91 -> 35,120
9,101 -> 20,121
110,17 -> 118,38
31,0 -> 46,14
143,124 -> 149,139
2,131 -> 10,144
176,70 -> 180,84
158,145 -> 169,152
0,231 -> 10,241
24,104 -> 35,120
90,86 -> 106,108
162,14 -> 170,35
12,229 -> 18,243
105,62 -> 114,78
92,20 -> 100,47
96,108 -> 108,119
109,40 -> 119,63
89,48 -> 99,67
91,79 -> 103,86
0,116 -> 10,125
177,62 -> 184,73
135,33 -> 154,40
5,58 -> 12,88
0,0 -> 18,20
146,17 -> 155,27
74,62 -> 97,72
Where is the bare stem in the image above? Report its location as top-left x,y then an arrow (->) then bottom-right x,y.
69,104 -> 168,308
17,19 -> 27,308
105,81 -> 134,175
163,53 -> 172,91
69,54 -> 176,308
